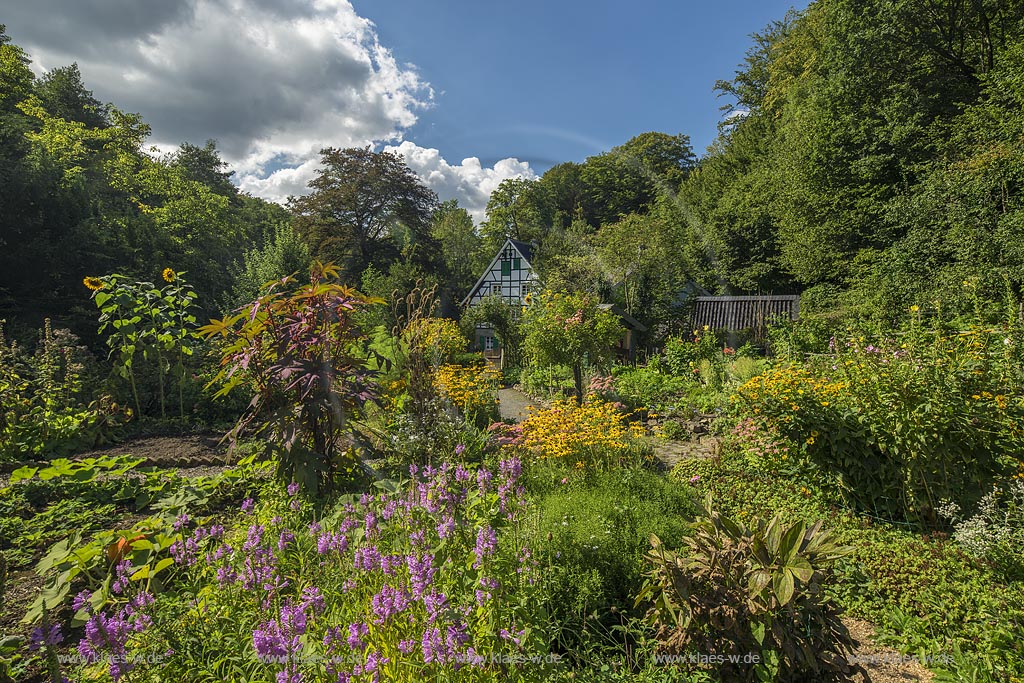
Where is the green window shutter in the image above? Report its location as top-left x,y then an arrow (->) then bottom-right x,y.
501,260 -> 511,276
513,258 -> 521,271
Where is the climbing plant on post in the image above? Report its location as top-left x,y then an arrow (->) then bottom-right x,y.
522,290 -> 622,404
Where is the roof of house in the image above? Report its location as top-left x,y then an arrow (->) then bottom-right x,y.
507,238 -> 535,263
598,303 -> 648,332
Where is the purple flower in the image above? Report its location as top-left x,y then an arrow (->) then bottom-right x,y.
173,513 -> 190,531
278,530 -> 296,551
72,590 -> 92,612
436,515 -> 455,539
29,623 -> 63,651
690,474 -> 701,484
287,482 -> 300,496
111,559 -> 133,595
241,498 -> 255,514
473,526 -> 497,567
370,584 -> 411,624
398,639 -> 416,654
455,443 -> 466,456
407,554 -> 436,599
301,586 -> 325,614
346,622 -> 368,651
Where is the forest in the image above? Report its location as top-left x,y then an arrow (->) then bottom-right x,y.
2,1 -> 1024,682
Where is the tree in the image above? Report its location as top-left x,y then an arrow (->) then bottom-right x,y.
35,63 -> 108,128
581,132 -> 695,226
228,223 -> 311,307
462,295 -> 525,370
522,291 -> 622,404
480,177 -> 552,254
289,147 -> 440,283
168,140 -> 237,198
430,199 -> 487,304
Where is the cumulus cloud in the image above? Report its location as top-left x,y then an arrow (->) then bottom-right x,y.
8,1 -> 426,169
385,141 -> 535,223
5,0 -> 533,218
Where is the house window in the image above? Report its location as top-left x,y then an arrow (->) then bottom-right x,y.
492,284 -> 502,296
484,336 -> 496,351
500,260 -> 511,277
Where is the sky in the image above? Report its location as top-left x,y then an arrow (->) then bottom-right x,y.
2,0 -> 806,222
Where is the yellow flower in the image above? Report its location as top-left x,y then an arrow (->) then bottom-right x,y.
910,305 -> 919,312
162,268 -> 176,283
83,276 -> 104,291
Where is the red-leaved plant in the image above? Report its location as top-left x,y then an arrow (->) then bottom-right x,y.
200,262 -> 380,497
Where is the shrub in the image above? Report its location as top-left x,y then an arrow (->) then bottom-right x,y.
519,364 -> 574,398
734,321 -> 1024,524
522,291 -> 622,404
201,262 -> 379,497
405,317 -> 467,365
612,366 -> 689,411
637,495 -> 859,682
0,319 -> 126,459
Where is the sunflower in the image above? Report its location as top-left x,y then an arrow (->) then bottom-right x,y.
83,276 -> 104,291
162,268 -> 176,283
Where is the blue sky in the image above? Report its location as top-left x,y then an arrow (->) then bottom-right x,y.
359,0 -> 807,170
7,0 -> 806,218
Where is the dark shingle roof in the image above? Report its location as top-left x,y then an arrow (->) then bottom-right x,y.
508,238 -> 534,264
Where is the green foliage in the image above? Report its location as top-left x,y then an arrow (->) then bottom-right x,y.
611,365 -> 690,411
0,319 -> 125,459
88,269 -> 200,420
672,444 -> 1024,682
530,467 -> 693,614
523,291 -> 622,404
201,262 -> 379,497
228,223 -> 311,308
461,293 -> 525,368
638,494 -> 858,682
289,147 -> 440,283
735,316 -> 1024,524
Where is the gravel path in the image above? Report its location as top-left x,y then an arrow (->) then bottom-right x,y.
497,387 -> 541,422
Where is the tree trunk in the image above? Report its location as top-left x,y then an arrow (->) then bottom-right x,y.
572,364 -> 584,405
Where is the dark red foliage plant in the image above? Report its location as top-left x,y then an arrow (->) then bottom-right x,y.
200,262 -> 381,497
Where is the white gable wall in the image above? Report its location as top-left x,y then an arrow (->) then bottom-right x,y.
462,239 -> 540,307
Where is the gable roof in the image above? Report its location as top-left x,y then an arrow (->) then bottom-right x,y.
461,238 -> 537,307
507,238 -> 534,263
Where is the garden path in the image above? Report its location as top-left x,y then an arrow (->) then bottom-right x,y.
651,436 -> 721,470
497,387 -> 541,422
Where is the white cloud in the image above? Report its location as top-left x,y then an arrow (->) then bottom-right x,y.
6,0 -> 532,218
385,141 -> 535,223
11,1 -> 429,174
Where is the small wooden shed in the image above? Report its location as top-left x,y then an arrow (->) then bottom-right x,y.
689,295 -> 799,338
